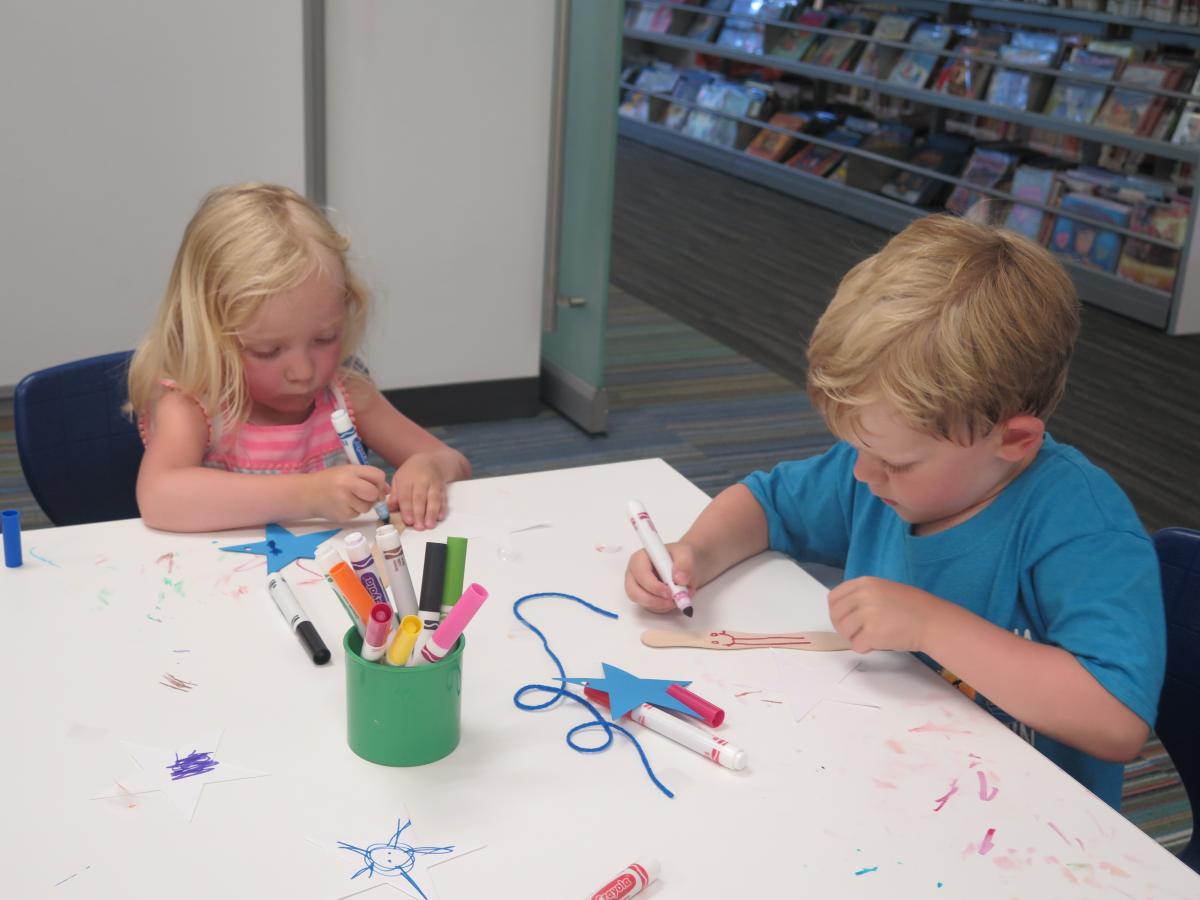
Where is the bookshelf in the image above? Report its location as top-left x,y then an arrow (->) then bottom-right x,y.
620,0 -> 1200,333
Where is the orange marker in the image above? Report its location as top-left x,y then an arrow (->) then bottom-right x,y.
329,561 -> 373,625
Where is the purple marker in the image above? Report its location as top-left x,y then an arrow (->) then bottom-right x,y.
412,583 -> 488,665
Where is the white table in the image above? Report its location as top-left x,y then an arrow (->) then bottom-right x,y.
2,459 -> 1196,898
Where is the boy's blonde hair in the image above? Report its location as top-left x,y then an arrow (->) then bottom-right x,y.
807,215 -> 1080,444
127,183 -> 369,441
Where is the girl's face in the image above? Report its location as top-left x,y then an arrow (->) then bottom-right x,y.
237,256 -> 346,425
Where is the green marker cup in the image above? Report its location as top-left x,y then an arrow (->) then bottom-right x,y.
441,536 -> 468,617
343,628 -> 464,766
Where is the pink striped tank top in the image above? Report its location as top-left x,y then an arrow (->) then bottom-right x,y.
139,380 -> 356,475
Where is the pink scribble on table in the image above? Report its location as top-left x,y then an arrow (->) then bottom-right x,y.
94,555 -> 108,566
933,778 -> 959,812
977,770 -> 998,801
886,739 -> 905,754
967,752 -> 982,768
978,828 -> 996,855
734,690 -> 762,698
293,560 -> 324,584
909,721 -> 973,736
1047,821 -> 1072,846
872,778 -> 898,790
1099,861 -> 1131,878
232,557 -> 265,573
156,552 -> 175,573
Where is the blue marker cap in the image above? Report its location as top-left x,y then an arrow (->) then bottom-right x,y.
3,509 -> 22,568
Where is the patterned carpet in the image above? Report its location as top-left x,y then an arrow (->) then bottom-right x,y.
0,286 -> 1189,857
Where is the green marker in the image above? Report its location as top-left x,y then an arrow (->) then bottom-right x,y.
440,536 -> 468,617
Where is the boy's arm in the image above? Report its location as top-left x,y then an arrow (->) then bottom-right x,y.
136,392 -> 387,532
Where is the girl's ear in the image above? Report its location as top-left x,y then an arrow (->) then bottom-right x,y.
997,415 -> 1045,462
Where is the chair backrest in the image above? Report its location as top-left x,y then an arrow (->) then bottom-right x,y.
14,351 -> 143,526
1153,526 -> 1200,872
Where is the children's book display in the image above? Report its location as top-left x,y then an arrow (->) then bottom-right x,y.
1003,165 -> 1059,242
887,23 -> 952,90
853,14 -> 915,81
945,148 -> 1017,216
1049,192 -> 1133,273
746,111 -> 812,160
1117,201 -> 1190,291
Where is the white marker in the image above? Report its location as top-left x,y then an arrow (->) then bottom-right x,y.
266,573 -> 331,666
330,407 -> 390,522
375,524 -> 419,620
627,499 -> 693,617
343,532 -> 392,616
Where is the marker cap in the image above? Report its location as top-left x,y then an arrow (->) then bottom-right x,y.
297,620 -> 331,665
2,509 -> 21,568
666,683 -> 725,727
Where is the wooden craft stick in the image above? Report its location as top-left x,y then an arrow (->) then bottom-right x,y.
641,628 -> 851,652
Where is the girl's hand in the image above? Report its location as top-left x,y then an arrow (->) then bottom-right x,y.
389,453 -> 448,530
624,541 -> 698,614
827,577 -> 948,654
307,465 -> 389,522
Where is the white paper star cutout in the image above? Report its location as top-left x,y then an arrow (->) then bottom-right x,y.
92,729 -> 267,820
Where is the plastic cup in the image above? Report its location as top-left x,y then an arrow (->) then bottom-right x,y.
343,628 -> 464,766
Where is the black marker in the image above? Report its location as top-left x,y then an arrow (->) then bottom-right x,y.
413,542 -> 447,659
267,573 -> 331,665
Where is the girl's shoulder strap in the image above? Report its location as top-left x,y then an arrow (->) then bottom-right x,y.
137,379 -> 214,450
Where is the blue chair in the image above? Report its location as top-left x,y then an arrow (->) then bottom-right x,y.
1153,526 -> 1200,872
14,351 -> 143,526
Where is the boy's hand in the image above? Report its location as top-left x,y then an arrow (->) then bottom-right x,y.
307,465 -> 389,521
389,453 -> 448,530
827,577 -> 947,654
625,542 -> 697,614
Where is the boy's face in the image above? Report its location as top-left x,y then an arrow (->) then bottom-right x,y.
846,402 -> 1036,535
238,253 -> 346,425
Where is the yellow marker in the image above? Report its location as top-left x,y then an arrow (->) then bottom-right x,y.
384,615 -> 423,667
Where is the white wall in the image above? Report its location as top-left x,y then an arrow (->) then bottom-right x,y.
0,1 -> 307,386
325,2 -> 552,390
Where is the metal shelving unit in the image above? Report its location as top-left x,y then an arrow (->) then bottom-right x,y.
620,0 -> 1200,333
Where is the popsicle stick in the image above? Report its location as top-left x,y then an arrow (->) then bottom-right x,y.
641,628 -> 851,652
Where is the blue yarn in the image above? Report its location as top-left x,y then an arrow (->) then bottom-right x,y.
511,592 -> 674,799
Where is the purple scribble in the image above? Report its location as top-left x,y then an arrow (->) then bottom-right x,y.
1047,821 -> 1072,846
977,771 -> 998,801
933,778 -> 959,812
167,749 -> 218,780
978,828 -> 996,855
854,866 -> 878,876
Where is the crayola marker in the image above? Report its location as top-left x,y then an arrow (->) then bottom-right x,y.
385,615 -> 424,667
588,857 -> 660,900
376,524 -> 419,620
628,499 -> 693,617
413,583 -> 487,665
412,541 -> 447,659
316,545 -> 364,637
328,561 -> 374,626
343,531 -> 392,616
440,536 -> 468,617
360,603 -> 394,663
330,408 -> 390,522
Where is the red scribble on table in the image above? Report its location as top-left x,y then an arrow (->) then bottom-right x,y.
909,721 -> 973,735
1099,861 -> 1131,878
709,630 -> 813,648
886,739 -> 905,754
977,770 -> 998,801
734,690 -> 762,698
967,752 -> 982,768
978,827 -> 996,855
872,778 -> 898,790
156,552 -> 175,573
160,673 -> 198,692
293,560 -> 324,584
233,557 -> 266,572
933,778 -> 959,811
94,555 -> 108,566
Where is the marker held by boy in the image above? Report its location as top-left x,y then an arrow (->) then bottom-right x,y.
266,573 -> 331,665
315,545 -> 365,637
413,541 -> 447,659
343,531 -> 392,615
413,583 -> 487,665
385,615 -> 424,667
376,524 -> 419,620
360,602 -> 394,662
330,407 -> 391,522
627,499 -> 694,617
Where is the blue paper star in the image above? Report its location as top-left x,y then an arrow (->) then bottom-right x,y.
564,663 -> 698,721
219,523 -> 341,574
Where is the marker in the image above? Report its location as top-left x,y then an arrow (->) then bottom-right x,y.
330,407 -> 390,522
316,545 -> 364,637
627,499 -> 693,617
413,583 -> 487,665
666,683 -> 725,727
266,573 -> 331,665
385,615 -> 424,667
413,542 -> 447,658
584,686 -> 746,771
361,602 -> 394,662
329,561 -> 374,625
2,509 -> 21,568
343,531 -> 392,614
588,857 -> 660,900
440,536 -> 468,617
376,524 -> 419,619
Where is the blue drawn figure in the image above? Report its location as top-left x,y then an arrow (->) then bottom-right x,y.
337,818 -> 454,899
166,749 -> 219,781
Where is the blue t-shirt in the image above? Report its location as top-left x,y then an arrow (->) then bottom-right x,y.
743,435 -> 1165,809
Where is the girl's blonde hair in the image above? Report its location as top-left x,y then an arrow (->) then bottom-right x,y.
127,183 -> 369,441
807,215 -> 1080,444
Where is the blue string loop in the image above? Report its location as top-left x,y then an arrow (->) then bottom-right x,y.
511,592 -> 674,798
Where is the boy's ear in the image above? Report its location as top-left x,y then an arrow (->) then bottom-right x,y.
997,415 -> 1045,462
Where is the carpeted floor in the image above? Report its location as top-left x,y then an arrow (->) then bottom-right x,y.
0,286 -> 1189,857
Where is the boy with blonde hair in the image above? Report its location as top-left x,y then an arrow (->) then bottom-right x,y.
625,215 -> 1165,809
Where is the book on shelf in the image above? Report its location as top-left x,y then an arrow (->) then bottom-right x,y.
663,69 -> 718,130
945,149 -> 1018,217
1048,192 -> 1132,274
808,16 -> 873,71
985,32 -> 1062,111
685,0 -> 733,43
682,81 -> 766,147
853,14 -> 916,82
769,10 -> 829,62
1003,165 -> 1059,243
716,0 -> 797,55
887,23 -> 953,90
746,111 -> 811,160
880,133 -> 972,207
1094,63 -> 1184,136
787,126 -> 865,177
1042,49 -> 1123,125
1116,200 -> 1189,292
932,29 -> 1008,99
619,64 -> 681,121
1085,40 -> 1142,63
844,122 -> 916,191
1171,103 -> 1200,145
630,0 -> 675,34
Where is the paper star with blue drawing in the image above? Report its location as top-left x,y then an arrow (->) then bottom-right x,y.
564,663 -> 699,721
92,729 -> 267,820
219,523 -> 341,573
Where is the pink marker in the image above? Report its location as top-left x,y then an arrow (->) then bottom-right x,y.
588,857 -> 660,899
666,683 -> 725,727
412,583 -> 488,665
360,602 -> 394,662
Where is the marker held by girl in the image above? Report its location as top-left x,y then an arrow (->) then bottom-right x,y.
330,408 -> 390,522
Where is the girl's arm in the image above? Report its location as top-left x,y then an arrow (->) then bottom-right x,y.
136,391 -> 387,532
